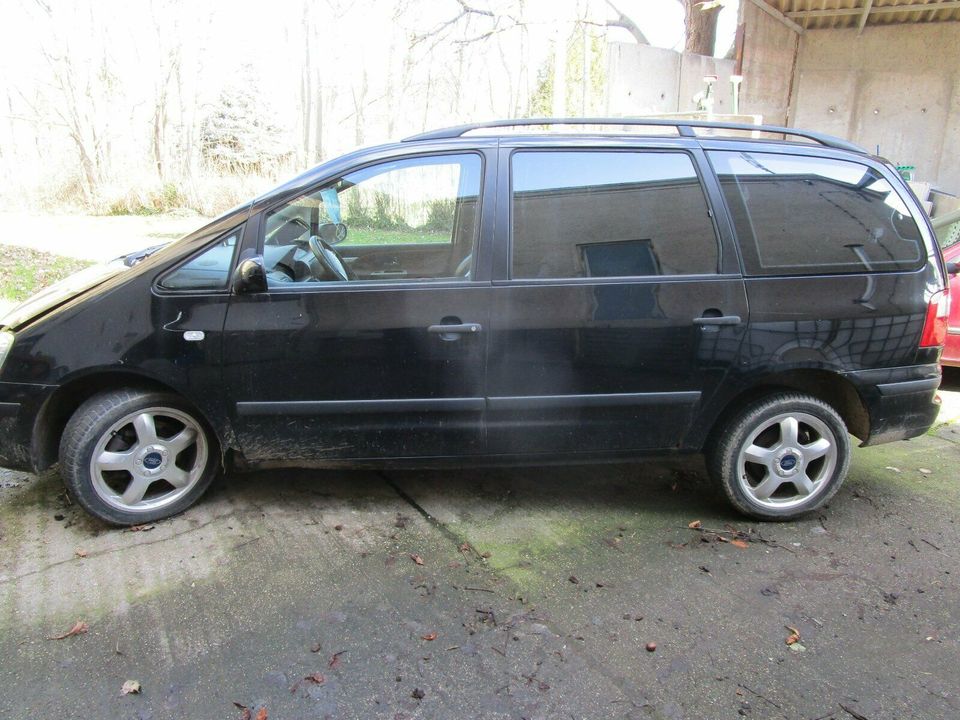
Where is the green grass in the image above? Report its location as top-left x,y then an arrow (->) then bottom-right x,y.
340,228 -> 450,246
0,246 -> 93,303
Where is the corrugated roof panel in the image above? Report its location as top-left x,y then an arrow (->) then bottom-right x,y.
769,0 -> 960,29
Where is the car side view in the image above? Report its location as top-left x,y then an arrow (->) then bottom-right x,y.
0,118 -> 950,525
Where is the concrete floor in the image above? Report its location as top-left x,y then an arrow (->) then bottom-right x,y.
2,379 -> 959,720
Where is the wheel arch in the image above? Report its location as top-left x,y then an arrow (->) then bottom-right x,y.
32,370 -> 226,472
703,369 -> 870,452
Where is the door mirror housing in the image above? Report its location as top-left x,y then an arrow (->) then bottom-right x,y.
233,254 -> 268,294
947,261 -> 958,276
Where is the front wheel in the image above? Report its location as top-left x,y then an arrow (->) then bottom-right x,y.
59,389 -> 219,525
708,392 -> 850,521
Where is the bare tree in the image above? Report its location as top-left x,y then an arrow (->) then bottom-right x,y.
604,1 -> 649,45
681,0 -> 721,56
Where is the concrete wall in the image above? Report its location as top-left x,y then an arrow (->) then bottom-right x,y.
605,18 -> 959,205
738,1 -> 798,126
792,23 -> 960,196
606,43 -> 736,116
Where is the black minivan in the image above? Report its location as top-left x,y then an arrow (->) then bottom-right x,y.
0,119 -> 949,525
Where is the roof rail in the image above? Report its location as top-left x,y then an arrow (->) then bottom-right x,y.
402,117 -> 867,153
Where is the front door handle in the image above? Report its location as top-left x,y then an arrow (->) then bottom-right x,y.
428,322 -> 482,341
693,315 -> 741,326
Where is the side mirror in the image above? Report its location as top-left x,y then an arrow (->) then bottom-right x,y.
233,255 -> 268,294
947,261 -> 958,276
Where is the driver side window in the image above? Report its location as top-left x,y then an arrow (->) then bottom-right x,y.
262,153 -> 482,285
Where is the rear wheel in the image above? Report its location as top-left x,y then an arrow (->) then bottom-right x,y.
708,392 -> 850,521
59,389 -> 218,525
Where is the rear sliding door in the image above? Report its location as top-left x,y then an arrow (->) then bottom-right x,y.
484,142 -> 749,456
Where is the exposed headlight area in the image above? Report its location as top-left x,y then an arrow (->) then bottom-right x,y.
0,330 -> 13,373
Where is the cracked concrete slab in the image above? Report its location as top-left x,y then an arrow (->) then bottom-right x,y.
1,376 -> 959,719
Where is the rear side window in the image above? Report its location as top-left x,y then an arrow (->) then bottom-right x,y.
709,151 -> 924,276
511,151 -> 719,279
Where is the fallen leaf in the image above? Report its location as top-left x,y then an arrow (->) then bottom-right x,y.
255,708 -> 268,720
410,554 -> 424,566
290,673 -> 326,693
48,620 -> 88,640
232,702 -> 252,720
329,650 -> 346,668
730,539 -> 750,549
918,468 -> 932,475
688,520 -> 702,529
480,551 -> 492,559
128,524 -> 155,532
568,575 -> 580,584
334,524 -> 343,531
421,632 -> 437,641
885,466 -> 901,473
74,549 -> 88,558
121,680 -> 141,695
458,542 -> 472,553
411,688 -> 425,700
784,626 -> 801,645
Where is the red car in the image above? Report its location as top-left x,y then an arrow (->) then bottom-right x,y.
937,212 -> 960,366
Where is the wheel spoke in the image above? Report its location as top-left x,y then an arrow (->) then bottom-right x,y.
752,473 -> 784,500
793,472 -> 815,496
164,466 -> 190,488
779,416 -> 799,447
165,427 -> 197,455
96,450 -> 135,473
743,444 -> 775,467
800,437 -> 831,462
132,413 -> 158,446
121,476 -> 153,505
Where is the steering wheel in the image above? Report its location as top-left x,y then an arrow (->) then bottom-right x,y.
308,235 -> 354,281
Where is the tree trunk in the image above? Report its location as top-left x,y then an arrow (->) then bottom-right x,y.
301,1 -> 312,165
683,0 -> 721,57
551,24 -> 567,117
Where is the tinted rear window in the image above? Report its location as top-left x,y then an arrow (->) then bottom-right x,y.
511,151 -> 719,279
709,151 -> 924,276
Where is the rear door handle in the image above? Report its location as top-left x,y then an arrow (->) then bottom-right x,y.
428,322 -> 482,335
693,315 -> 741,326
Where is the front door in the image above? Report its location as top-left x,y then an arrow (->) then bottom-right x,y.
485,143 -> 748,456
223,150 -> 492,461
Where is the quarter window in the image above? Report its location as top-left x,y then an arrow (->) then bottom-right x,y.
709,151 -> 924,276
510,151 -> 719,279
161,228 -> 241,290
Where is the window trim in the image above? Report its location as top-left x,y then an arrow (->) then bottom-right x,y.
506,147 -> 723,282
706,149 -> 928,278
257,150 -> 486,289
155,224 -> 245,294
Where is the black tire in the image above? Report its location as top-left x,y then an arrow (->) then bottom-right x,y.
59,389 -> 219,525
707,392 -> 850,521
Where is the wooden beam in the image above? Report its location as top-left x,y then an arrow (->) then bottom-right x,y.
787,1 -> 960,19
858,0 -> 875,33
744,0 -> 805,34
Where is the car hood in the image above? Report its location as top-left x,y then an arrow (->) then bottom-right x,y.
0,258 -> 130,331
